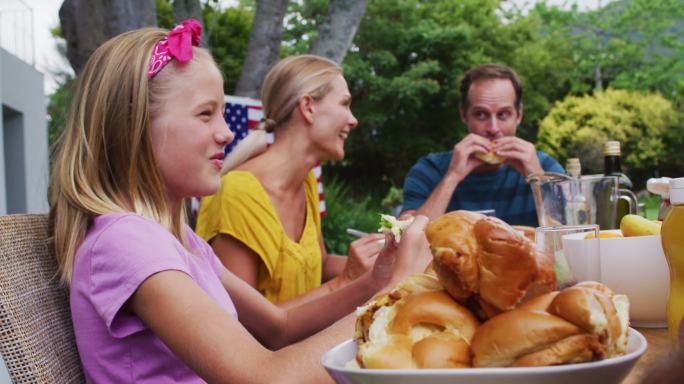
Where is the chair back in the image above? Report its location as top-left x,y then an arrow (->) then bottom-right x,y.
0,214 -> 84,383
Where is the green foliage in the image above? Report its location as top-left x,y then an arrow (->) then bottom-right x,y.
311,0 -> 684,194
203,5 -> 253,94
156,0 -> 253,94
47,0 -> 684,202
320,0 -> 604,190
47,78 -> 75,153
281,0 -> 328,56
537,0 -> 684,99
380,186 -> 404,213
156,0 -> 175,28
537,89 -> 683,187
321,177 -> 382,256
640,195 -> 660,220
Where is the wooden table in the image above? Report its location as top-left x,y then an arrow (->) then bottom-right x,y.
622,328 -> 673,383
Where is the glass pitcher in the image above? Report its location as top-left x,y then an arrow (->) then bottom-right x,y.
527,173 -> 636,229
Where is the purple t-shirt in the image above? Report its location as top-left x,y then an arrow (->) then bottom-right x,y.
70,213 -> 237,383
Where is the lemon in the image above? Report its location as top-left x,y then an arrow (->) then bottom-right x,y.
585,231 -> 624,239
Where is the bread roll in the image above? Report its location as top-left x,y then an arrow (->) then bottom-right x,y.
475,150 -> 504,165
355,284 -> 480,369
512,225 -> 535,242
354,273 -> 442,343
471,282 -> 630,367
520,282 -> 629,358
427,211 -> 482,302
554,282 -> 630,357
471,306 -> 603,367
426,211 -> 556,319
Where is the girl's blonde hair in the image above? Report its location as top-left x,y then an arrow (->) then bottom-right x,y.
49,27 -> 216,284
221,54 -> 342,174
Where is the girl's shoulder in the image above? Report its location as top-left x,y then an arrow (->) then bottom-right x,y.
83,213 -> 174,252
91,212 -> 166,234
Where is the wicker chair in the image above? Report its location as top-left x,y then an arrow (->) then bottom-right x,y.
0,214 -> 84,383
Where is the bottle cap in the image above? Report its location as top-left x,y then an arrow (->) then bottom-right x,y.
647,177 -> 672,198
566,158 -> 581,177
604,141 -> 621,156
670,177 -> 684,205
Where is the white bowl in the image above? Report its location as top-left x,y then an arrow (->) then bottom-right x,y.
322,328 -> 647,384
563,230 -> 669,327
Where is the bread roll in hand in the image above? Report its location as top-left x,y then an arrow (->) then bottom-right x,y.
474,150 -> 504,165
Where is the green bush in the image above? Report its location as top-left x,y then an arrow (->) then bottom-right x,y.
381,186 -> 404,215
321,177 -> 383,256
639,195 -> 660,220
537,89 -> 683,187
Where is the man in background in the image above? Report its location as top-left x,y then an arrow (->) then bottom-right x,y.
401,64 -> 563,226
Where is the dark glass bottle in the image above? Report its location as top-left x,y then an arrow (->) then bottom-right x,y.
604,141 -> 633,189
604,141 -> 634,225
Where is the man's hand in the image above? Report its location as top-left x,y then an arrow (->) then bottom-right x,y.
493,136 -> 543,177
447,133 -> 491,182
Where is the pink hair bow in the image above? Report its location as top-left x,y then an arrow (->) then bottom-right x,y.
147,19 -> 202,79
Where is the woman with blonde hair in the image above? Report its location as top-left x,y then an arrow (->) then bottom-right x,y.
196,55 -> 387,305
50,21 -> 431,382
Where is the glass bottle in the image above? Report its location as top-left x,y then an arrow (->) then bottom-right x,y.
565,158 -> 588,225
661,177 -> 684,349
566,158 -> 581,178
604,141 -> 634,225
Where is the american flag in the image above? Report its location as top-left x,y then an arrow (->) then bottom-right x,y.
224,95 -> 327,217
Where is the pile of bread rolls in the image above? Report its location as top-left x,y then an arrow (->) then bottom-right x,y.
354,211 -> 630,369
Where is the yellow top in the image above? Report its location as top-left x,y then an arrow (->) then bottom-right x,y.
195,170 -> 323,303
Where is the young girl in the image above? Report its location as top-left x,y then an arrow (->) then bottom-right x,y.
195,55 -> 386,306
49,21 -> 432,383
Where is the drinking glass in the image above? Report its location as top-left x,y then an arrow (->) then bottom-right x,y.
535,225 -> 601,288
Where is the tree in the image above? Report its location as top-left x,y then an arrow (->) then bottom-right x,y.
330,0 -> 560,188
203,5 -> 254,94
547,0 -> 684,99
234,0 -> 288,98
309,0 -> 368,63
537,89 -> 683,187
173,0 -> 203,23
235,0 -> 369,97
59,0 -> 157,73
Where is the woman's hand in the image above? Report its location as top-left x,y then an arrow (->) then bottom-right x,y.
340,234 -> 385,283
370,215 -> 432,289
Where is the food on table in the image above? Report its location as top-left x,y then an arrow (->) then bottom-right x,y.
620,214 -> 662,237
585,231 -> 624,239
378,214 -> 414,242
471,281 -> 630,367
352,275 -> 630,369
425,210 -> 556,319
354,274 -> 479,369
351,210 -> 632,370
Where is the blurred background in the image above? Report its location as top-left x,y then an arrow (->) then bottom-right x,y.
1,0 -> 682,254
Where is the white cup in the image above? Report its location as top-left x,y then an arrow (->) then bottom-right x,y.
563,230 -> 669,328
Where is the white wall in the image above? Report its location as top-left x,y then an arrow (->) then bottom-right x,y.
0,355 -> 11,383
0,47 -> 49,215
